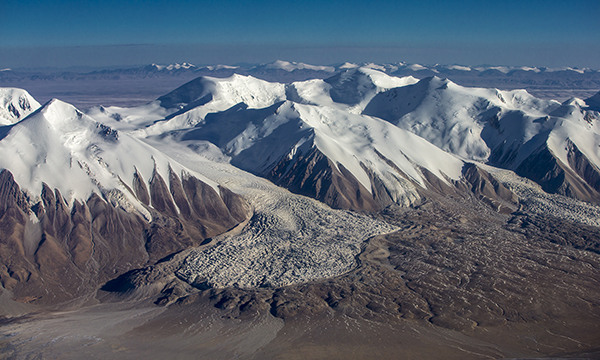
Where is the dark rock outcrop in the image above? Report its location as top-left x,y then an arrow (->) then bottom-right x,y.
266,146 -> 519,213
267,147 -> 380,211
460,163 -> 519,213
516,142 -> 600,203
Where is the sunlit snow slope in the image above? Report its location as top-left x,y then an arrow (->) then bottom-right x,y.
0,98 -> 220,218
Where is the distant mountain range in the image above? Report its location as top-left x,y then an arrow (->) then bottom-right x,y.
2,60 -> 600,91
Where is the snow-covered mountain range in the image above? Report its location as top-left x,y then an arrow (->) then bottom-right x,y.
364,77 -> 600,202
1,63 -> 599,304
86,66 -> 600,207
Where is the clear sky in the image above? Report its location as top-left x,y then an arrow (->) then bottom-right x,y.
1,0 -> 599,69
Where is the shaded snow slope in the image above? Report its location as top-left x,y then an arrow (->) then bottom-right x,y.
0,88 -> 41,125
287,68 -> 417,113
321,67 -> 418,110
0,99 -> 219,219
585,91 -> 600,112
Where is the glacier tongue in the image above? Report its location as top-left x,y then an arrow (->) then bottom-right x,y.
145,139 -> 396,289
176,183 -> 395,289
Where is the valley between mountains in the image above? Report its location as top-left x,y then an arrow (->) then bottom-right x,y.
0,64 -> 599,359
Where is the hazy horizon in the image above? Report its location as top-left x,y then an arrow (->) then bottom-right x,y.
1,0 -> 599,70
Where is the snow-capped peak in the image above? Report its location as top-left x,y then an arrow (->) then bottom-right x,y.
562,97 -> 588,108
259,60 -> 336,73
0,98 -> 218,219
157,74 -> 286,111
149,62 -> 196,71
0,87 -> 41,125
338,62 -> 359,69
321,67 -> 418,109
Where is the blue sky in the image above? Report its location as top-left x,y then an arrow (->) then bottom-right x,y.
1,0 -> 599,68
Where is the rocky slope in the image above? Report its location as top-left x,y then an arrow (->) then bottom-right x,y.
65,188 -> 599,360
0,97 -> 249,304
